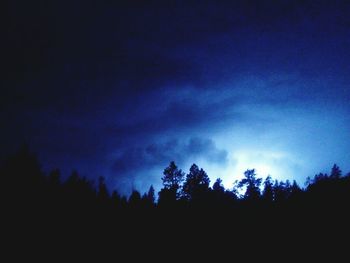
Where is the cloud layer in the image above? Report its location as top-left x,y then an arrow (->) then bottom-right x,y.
2,0 -> 350,195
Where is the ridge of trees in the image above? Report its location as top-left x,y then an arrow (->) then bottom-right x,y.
3,146 -> 348,262
1,146 -> 349,214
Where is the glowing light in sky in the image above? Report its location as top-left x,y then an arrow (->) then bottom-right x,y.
233,150 -> 283,177
205,148 -> 296,190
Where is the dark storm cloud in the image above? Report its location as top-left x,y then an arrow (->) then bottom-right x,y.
112,137 -> 227,174
109,93 -> 245,138
3,0 -> 350,110
2,0 -> 201,112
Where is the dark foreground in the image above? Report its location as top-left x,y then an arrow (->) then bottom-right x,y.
2,147 -> 349,260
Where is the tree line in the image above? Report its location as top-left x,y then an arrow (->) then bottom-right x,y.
2,145 -> 350,258
2,145 -> 349,214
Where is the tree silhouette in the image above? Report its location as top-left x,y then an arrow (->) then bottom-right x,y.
262,176 -> 274,203
290,180 -> 302,196
111,190 -> 123,209
48,169 -> 61,187
98,176 -> 109,202
212,178 -> 237,208
212,178 -> 225,205
63,170 -> 96,212
129,189 -> 142,208
158,161 -> 184,207
142,185 -> 155,208
330,164 -> 341,179
182,164 -> 210,204
147,185 -> 155,204
273,180 -> 291,203
213,178 -> 225,193
161,161 -> 185,191
237,169 -> 262,201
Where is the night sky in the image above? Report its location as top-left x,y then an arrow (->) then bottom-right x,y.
2,0 -> 350,195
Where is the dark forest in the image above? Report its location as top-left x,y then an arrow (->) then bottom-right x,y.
2,145 -> 349,259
